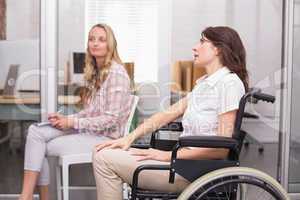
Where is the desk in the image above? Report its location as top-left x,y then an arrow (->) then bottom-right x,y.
0,94 -> 80,121
0,95 -> 40,121
0,93 -> 81,152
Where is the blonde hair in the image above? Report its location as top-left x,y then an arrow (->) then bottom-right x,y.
80,23 -> 122,104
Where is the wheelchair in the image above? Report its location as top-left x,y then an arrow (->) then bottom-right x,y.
129,89 -> 289,200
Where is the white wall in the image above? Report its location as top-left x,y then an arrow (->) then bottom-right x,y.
6,0 -> 39,40
171,0 -> 282,119
170,0 -> 282,141
171,0 -> 229,61
171,0 -> 282,89
138,0 -> 230,118
0,0 -> 40,90
232,1 -> 282,119
58,0 -> 85,83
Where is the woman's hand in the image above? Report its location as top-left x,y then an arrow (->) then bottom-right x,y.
48,113 -> 74,130
95,134 -> 135,152
129,148 -> 171,162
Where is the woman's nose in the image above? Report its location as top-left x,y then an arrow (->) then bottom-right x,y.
192,43 -> 199,51
192,46 -> 197,52
92,41 -> 98,46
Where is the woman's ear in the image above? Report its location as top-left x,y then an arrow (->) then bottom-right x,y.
214,46 -> 220,56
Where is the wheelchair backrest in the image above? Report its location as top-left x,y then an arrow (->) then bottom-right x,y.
229,89 -> 275,160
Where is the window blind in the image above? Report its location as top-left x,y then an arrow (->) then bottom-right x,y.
86,0 -> 158,82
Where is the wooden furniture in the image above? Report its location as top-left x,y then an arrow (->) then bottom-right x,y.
123,62 -> 135,91
171,60 -> 206,95
0,0 -> 6,40
123,62 -> 134,82
0,93 -> 80,121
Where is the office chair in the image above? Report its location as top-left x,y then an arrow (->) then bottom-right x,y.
129,89 -> 281,200
56,95 -> 139,200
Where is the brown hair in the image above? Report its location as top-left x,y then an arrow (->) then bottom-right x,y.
202,26 -> 249,91
80,23 -> 122,104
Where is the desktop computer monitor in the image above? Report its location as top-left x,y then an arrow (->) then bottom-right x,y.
69,51 -> 85,85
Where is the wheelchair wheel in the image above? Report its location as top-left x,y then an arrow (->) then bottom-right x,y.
178,167 -> 289,200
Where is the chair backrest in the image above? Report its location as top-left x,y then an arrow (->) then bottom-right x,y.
226,92 -> 249,161
124,95 -> 139,135
228,89 -> 275,160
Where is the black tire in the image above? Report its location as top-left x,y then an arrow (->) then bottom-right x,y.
178,167 -> 289,200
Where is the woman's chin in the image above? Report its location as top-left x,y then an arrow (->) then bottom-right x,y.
193,61 -> 204,68
92,54 -> 106,58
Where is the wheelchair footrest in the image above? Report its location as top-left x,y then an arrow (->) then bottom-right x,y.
134,189 -> 179,199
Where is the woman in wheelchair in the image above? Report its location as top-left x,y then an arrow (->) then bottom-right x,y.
93,26 -> 249,200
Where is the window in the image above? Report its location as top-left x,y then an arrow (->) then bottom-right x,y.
85,0 -> 158,82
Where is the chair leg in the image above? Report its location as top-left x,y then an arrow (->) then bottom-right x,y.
62,164 -> 69,200
244,134 -> 264,153
123,183 -> 130,200
56,165 -> 62,200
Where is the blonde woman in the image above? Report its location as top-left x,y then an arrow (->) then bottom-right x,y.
19,24 -> 133,200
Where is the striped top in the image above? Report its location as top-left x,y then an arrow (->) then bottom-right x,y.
71,61 -> 133,139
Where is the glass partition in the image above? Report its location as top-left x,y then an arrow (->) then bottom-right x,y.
0,0 -> 41,196
56,0 -> 84,116
288,0 -> 300,194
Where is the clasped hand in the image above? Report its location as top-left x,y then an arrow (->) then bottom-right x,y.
48,113 -> 74,130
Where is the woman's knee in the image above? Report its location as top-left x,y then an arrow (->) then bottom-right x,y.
92,149 -> 107,167
92,149 -> 116,168
27,124 -> 45,141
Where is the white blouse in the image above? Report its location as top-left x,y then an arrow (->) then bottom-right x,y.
181,67 -> 245,137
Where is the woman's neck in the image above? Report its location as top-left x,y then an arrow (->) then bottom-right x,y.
205,60 -> 223,76
95,57 -> 105,68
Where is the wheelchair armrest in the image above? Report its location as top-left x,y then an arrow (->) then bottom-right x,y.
132,164 -> 171,192
158,121 -> 183,132
178,136 -> 238,149
131,143 -> 151,149
150,122 -> 183,149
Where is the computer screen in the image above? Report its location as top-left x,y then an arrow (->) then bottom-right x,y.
73,52 -> 85,74
69,51 -> 85,85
